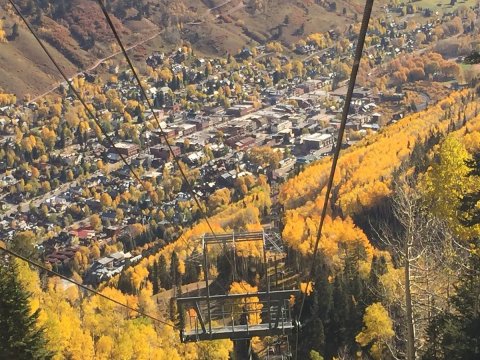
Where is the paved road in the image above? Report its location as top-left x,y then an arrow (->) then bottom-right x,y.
206,0 -> 235,14
3,181 -> 74,218
2,172 -> 91,218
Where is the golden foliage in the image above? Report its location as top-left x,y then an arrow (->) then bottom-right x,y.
279,89 -> 480,277
0,93 -> 16,105
0,20 -> 7,43
356,303 -> 394,359
109,183 -> 271,291
279,90 -> 475,214
283,213 -> 373,269
229,281 -> 263,325
300,281 -> 314,295
306,33 -> 327,48
266,41 -> 283,53
420,136 -> 479,239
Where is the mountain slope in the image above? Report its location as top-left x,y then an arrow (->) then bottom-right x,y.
0,0 -> 367,98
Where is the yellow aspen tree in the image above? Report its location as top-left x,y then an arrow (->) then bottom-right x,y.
356,302 -> 394,359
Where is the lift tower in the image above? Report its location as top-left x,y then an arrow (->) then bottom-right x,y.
176,230 -> 298,359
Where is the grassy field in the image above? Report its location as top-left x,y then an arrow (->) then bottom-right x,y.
183,0 -> 373,55
413,0 -> 477,11
0,24 -> 78,99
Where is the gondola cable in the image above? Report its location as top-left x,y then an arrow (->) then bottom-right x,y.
0,244 -> 176,328
294,0 -> 374,358
94,0 -> 250,291
7,0 -> 209,299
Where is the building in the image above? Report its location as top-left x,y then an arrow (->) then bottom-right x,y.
149,128 -> 177,145
250,115 -> 268,129
224,135 -> 243,148
150,144 -> 181,160
146,52 -> 165,68
179,123 -> 197,136
188,117 -> 210,131
272,157 -> 296,181
234,136 -> 256,150
372,112 -> 382,124
226,104 -> 255,117
45,247 -> 79,265
111,142 -> 140,157
87,251 -> 136,284
145,109 -> 165,122
271,120 -> 292,133
303,133 -> 334,150
221,124 -> 246,137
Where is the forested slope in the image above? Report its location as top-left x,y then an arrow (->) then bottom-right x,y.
280,87 -> 480,359
280,89 -> 479,255
3,87 -> 480,359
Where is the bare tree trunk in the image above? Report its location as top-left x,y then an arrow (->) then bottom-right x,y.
405,245 -> 416,360
376,174 -> 448,359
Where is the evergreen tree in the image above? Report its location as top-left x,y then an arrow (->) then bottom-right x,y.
460,152 -> 480,226
53,0 -> 66,19
296,253 -> 331,359
10,23 -> 19,40
0,258 -> 52,359
343,247 -> 367,347
367,255 -> 388,304
329,276 -> 349,354
158,255 -> 171,289
117,270 -> 134,294
423,243 -> 480,360
150,261 -> 160,294
170,251 -> 180,286
184,259 -> 199,284
182,68 -> 188,85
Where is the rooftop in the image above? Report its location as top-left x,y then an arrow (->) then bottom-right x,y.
114,142 -> 137,149
303,133 -> 333,142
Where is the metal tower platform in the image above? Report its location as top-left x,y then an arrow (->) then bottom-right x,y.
176,230 -> 299,347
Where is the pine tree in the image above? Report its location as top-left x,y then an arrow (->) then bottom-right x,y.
330,276 -> 349,353
150,261 -> 160,294
10,23 -> 19,40
0,258 -> 52,359
170,251 -> 180,286
460,152 -> 480,227
423,243 -> 480,360
367,255 -> 388,304
117,270 -> 134,294
158,255 -> 171,289
297,254 -> 332,359
184,259 -> 199,284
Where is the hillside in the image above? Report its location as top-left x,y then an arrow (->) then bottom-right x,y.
2,85 -> 479,359
2,0 -> 480,359
0,0 -> 159,98
0,0 -> 368,98
0,21 -> 76,100
179,0 -> 366,54
1,0 -> 474,98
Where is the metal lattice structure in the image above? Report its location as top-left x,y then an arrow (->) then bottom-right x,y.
177,230 -> 298,349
